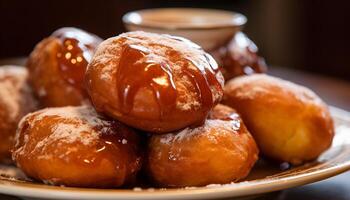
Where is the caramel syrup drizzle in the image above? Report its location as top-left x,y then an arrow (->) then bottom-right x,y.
116,36 -> 222,122
116,44 -> 177,119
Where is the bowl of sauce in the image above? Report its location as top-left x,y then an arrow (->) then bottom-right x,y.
123,8 -> 246,50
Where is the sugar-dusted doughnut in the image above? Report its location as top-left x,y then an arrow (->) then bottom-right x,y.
146,104 -> 258,187
85,31 -> 224,133
223,74 -> 334,164
12,106 -> 142,187
26,27 -> 102,107
0,66 -> 37,162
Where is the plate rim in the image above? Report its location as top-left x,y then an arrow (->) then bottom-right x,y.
1,160 -> 349,200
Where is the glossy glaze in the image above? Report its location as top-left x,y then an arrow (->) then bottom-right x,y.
147,104 -> 258,187
26,27 -> 103,107
53,28 -> 101,90
169,36 -> 223,122
116,35 -> 222,122
85,31 -> 224,132
223,74 -> 334,165
116,44 -> 177,119
211,32 -> 267,80
12,106 -> 142,188
208,104 -> 242,131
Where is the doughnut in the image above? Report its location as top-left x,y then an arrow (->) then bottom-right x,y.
146,104 -> 258,187
12,106 -> 142,188
210,32 -> 267,80
0,66 -> 37,163
223,74 -> 334,165
85,31 -> 224,133
26,27 -> 102,107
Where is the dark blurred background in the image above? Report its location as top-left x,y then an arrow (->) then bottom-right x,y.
0,0 -> 349,81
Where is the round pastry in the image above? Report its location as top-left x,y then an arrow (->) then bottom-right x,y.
0,66 -> 37,163
146,104 -> 258,187
210,32 -> 267,80
26,27 -> 102,107
85,31 -> 224,133
223,74 -> 334,165
12,106 -> 142,188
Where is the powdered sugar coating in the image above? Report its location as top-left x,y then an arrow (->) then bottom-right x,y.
147,104 -> 258,187
90,31 -> 223,111
0,66 -> 36,122
0,65 -> 37,161
86,31 -> 224,133
13,106 -> 112,156
159,119 -> 241,145
12,105 -> 143,187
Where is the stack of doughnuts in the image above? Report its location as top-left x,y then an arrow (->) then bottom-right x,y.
0,28 -> 334,188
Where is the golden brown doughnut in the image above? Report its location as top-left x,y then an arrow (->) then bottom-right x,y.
12,106 -> 142,188
223,74 -> 334,165
0,66 -> 37,163
85,31 -> 224,133
210,32 -> 267,80
26,27 -> 102,107
146,104 -> 258,187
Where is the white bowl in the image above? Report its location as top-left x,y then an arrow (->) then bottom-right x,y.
123,8 -> 247,50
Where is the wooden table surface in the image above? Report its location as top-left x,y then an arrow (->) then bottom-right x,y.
0,58 -> 349,200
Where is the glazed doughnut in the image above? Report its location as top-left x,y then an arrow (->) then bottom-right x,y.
223,74 -> 334,165
0,66 -> 37,163
210,32 -> 267,80
12,106 -> 142,188
85,31 -> 224,133
146,104 -> 258,187
26,27 -> 102,107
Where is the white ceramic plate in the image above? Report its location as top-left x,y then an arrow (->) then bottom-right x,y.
0,106 -> 350,200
